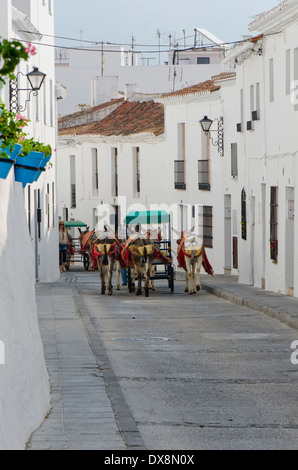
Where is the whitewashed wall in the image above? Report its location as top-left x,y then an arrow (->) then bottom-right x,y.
0,174 -> 50,450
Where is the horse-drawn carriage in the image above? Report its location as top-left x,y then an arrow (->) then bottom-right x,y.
124,210 -> 175,294
63,220 -> 89,270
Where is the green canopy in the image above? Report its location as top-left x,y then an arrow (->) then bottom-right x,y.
63,220 -> 88,228
125,210 -> 170,225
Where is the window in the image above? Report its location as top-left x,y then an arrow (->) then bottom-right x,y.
174,160 -> 186,190
37,189 -> 42,240
255,82 -> 260,119
269,58 -> 274,102
175,123 -> 186,189
46,184 -> 50,230
198,205 -> 213,248
50,79 -> 54,127
92,148 -> 99,194
52,182 -> 55,227
286,49 -> 291,96
270,187 -> 278,261
233,236 -> 238,269
28,186 -> 31,235
111,148 -> 118,197
133,147 -> 140,197
43,78 -> 47,124
70,155 -> 76,208
231,143 -> 238,177
294,48 -> 298,111
241,189 -> 247,240
197,57 -> 210,64
198,160 -> 210,190
250,85 -> 254,115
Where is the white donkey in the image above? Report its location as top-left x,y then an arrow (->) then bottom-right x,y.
177,232 -> 213,294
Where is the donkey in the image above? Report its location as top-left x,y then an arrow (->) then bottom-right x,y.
177,232 -> 214,294
122,233 -> 155,297
92,230 -> 123,295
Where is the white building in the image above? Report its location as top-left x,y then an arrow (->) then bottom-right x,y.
222,0 -> 298,296
55,29 -> 227,116
57,0 -> 298,298
0,0 -> 59,449
57,78 -> 230,274
2,0 -> 60,283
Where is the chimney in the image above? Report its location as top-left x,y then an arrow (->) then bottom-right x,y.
125,83 -> 139,100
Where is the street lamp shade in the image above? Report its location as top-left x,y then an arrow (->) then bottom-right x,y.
26,67 -> 46,91
200,115 -> 213,133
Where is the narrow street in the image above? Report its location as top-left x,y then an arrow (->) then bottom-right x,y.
50,268 -> 298,451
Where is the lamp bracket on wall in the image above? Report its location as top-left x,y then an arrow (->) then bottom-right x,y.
200,116 -> 224,157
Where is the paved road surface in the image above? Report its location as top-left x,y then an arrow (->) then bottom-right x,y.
67,270 -> 298,450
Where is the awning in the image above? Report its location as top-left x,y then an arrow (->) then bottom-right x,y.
125,210 -> 170,225
63,220 -> 88,228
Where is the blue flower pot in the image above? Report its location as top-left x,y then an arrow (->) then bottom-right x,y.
0,141 -> 23,180
33,154 -> 51,182
14,151 -> 45,188
0,157 -> 15,180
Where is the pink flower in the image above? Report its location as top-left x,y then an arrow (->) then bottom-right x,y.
15,114 -> 28,127
25,43 -> 37,56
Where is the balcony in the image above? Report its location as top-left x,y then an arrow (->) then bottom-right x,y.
174,160 -> 186,190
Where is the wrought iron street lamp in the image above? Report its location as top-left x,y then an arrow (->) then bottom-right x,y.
200,115 -> 224,157
9,67 -> 46,113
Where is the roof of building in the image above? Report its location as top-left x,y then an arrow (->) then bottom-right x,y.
59,100 -> 165,137
159,79 -> 220,99
58,98 -> 124,123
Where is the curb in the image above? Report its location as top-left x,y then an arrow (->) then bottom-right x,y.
201,283 -> 298,331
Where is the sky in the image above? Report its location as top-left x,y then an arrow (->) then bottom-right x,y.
54,0 -> 281,63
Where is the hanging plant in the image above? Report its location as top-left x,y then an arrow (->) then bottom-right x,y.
0,102 -> 28,155
0,38 -> 29,85
18,136 -> 52,158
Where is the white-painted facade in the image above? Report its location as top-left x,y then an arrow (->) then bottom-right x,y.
3,0 -> 60,283
0,0 -> 59,449
222,0 -> 298,296
57,82 -> 230,275
57,0 -> 298,298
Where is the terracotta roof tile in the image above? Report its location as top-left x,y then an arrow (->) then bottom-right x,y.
58,98 -> 124,123
59,100 -> 164,137
160,79 -> 220,98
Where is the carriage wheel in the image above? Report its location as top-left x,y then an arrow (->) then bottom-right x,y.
83,253 -> 90,271
128,267 -> 132,293
169,265 -> 174,292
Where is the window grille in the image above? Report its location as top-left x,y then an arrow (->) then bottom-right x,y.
270,187 -> 278,261
198,159 -> 210,190
231,143 -> 238,177
174,160 -> 186,190
241,188 -> 247,240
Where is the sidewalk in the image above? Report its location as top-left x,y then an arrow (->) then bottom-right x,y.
27,273 -> 298,450
200,274 -> 298,330
26,279 -> 127,450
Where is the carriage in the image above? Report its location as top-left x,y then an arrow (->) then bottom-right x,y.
125,210 -> 175,293
63,220 -> 89,270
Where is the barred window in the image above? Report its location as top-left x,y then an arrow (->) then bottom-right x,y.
231,143 -> 238,177
270,187 -> 278,261
198,205 -> 213,248
174,160 -> 186,190
198,160 -> 210,190
241,188 -> 247,240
